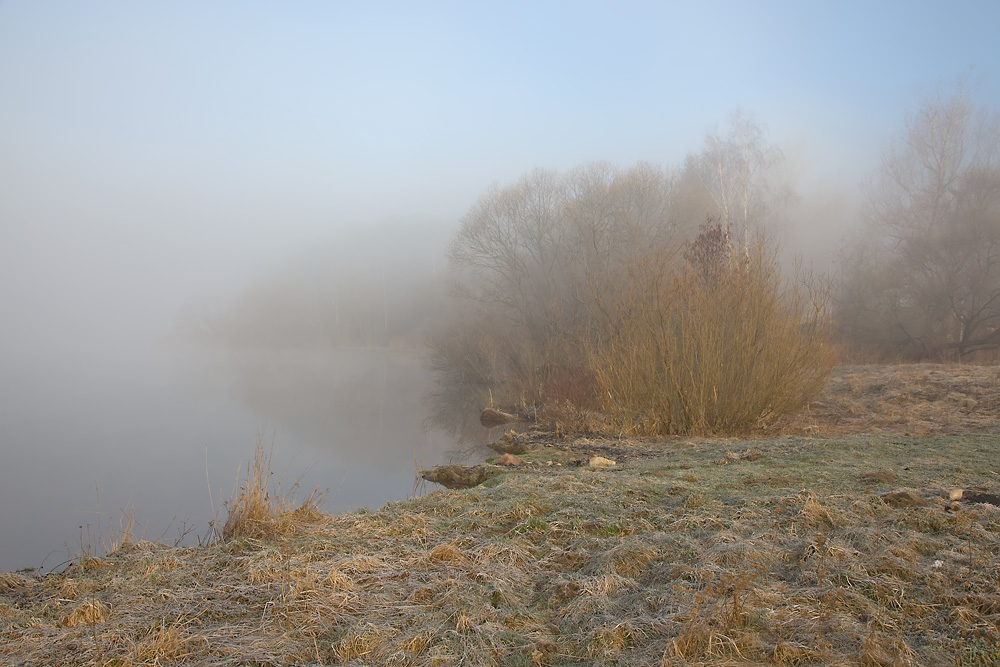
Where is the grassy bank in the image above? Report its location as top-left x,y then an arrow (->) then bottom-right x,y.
2,365 -> 1000,665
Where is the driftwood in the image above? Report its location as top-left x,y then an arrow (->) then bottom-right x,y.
480,406 -> 541,427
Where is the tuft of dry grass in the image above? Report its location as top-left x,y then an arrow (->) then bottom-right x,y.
71,502 -> 138,569
61,599 -> 110,627
221,435 -> 324,542
0,573 -> 31,593
132,617 -> 207,663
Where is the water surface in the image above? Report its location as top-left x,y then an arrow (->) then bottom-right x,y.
0,340 -> 476,572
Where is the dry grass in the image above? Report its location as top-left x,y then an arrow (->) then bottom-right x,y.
782,363 -> 1000,436
72,501 -> 138,568
60,599 -> 110,628
2,366 -> 1000,665
221,435 -> 324,542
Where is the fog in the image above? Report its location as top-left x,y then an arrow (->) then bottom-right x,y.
3,2 -> 1000,571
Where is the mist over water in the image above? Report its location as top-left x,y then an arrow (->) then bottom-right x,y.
0,222 -> 481,572
0,202 -> 480,573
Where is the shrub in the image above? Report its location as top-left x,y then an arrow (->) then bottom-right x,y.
588,221 -> 835,435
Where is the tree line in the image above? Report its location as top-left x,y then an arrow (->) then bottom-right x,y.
431,111 -> 834,435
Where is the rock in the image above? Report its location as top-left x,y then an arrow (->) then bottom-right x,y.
962,490 -> 1000,506
588,456 -> 617,469
881,489 -> 927,508
941,488 -> 964,501
489,431 -> 531,455
497,453 -> 525,466
421,465 -> 497,489
480,407 -> 541,428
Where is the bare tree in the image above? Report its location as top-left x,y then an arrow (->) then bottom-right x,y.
438,162 -> 682,407
839,84 -> 1000,358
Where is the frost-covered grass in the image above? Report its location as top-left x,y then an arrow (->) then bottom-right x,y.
3,426 -> 1000,666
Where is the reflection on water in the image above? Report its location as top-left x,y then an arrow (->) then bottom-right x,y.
422,361 -> 505,461
0,343 -> 494,573
194,345 -> 497,471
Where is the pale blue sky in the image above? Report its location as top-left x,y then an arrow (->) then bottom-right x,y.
2,1 -> 999,344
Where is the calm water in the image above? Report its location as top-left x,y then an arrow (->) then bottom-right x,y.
0,341 -> 481,572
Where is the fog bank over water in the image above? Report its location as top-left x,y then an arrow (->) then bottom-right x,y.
0,218 -> 474,573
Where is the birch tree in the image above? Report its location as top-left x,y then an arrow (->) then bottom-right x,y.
692,109 -> 793,244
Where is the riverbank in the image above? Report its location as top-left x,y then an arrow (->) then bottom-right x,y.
3,365 -> 1000,665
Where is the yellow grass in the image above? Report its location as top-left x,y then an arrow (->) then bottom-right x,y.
60,599 -> 109,628
221,434 -> 324,542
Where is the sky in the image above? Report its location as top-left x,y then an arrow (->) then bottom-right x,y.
2,0 -> 1000,350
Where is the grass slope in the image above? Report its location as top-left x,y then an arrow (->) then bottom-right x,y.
2,365 -> 1000,666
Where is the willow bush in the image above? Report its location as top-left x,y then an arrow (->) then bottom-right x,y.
588,222 -> 835,435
